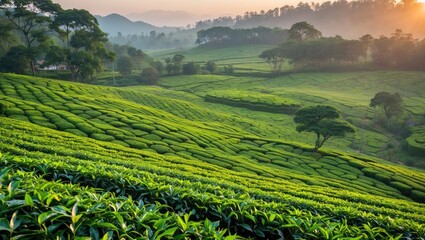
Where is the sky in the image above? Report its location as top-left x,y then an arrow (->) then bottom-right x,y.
52,0 -> 302,25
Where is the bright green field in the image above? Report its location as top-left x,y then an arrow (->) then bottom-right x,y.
0,71 -> 425,239
149,45 -> 274,73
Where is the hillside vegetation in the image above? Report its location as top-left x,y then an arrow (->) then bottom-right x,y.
0,72 -> 425,238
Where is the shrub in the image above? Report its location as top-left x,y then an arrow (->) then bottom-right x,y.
139,67 -> 160,85
75,123 -> 103,135
341,174 -> 358,180
9,115 -> 29,121
124,140 -> 148,149
5,107 -> 25,116
91,133 -> 115,142
375,174 -> 392,184
110,121 -> 128,128
55,120 -> 76,131
150,144 -> 172,154
117,56 -> 133,76
362,168 -> 379,178
144,134 -> 161,141
64,128 -> 88,137
410,190 -> 425,203
389,181 -> 412,195
85,110 -> 102,117
204,61 -> 217,73
29,115 -> 48,123
132,123 -> 155,132
111,140 -> 130,147
183,62 -> 200,75
25,110 -> 43,116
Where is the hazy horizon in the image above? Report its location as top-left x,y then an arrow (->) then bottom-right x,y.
52,0 -> 310,26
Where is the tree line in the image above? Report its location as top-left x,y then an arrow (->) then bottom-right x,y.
260,22 -> 425,72
0,0 -> 113,82
195,0 -> 425,39
195,26 -> 288,47
109,30 -> 194,51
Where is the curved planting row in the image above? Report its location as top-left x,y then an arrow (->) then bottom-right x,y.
0,74 -> 425,203
205,90 -> 301,114
406,126 -> 425,156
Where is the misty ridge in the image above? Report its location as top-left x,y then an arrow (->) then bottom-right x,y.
101,0 -> 425,50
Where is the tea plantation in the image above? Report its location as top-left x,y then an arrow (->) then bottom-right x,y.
1,72 -> 425,239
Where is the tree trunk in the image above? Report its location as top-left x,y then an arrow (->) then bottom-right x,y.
30,59 -> 36,76
313,134 -> 321,152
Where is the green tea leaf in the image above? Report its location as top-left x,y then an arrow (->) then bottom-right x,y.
25,193 -> 34,206
38,211 -> 58,224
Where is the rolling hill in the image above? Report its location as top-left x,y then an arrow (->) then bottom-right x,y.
96,14 -> 176,36
0,72 -> 425,239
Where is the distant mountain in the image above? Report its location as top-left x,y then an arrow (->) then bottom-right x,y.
127,10 -> 210,27
96,14 -> 176,37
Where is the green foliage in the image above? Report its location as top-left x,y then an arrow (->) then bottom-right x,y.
288,22 -> 322,43
206,90 -> 301,113
91,133 -> 115,141
370,91 -> 404,128
116,56 -> 133,76
0,46 -> 31,74
259,47 -> 286,73
0,72 -> 425,238
294,105 -> 356,151
140,67 -> 160,85
182,62 -> 200,75
203,61 -> 217,73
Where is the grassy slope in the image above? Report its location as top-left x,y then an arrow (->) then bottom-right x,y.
0,72 -> 425,238
0,43 -> 425,236
0,72 -> 424,197
152,45 -> 425,161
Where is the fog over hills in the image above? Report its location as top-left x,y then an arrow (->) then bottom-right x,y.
127,10 -> 211,27
95,14 -> 177,36
97,1 -> 425,41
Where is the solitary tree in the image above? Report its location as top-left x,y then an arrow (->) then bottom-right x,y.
204,61 -> 217,73
150,60 -> 165,75
127,46 -> 144,72
183,62 -> 200,75
117,56 -> 133,76
370,91 -> 403,129
288,22 -> 322,43
294,105 -> 356,151
140,67 -> 160,85
259,47 -> 286,73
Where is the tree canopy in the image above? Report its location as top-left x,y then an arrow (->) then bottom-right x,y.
259,48 -> 286,73
370,91 -> 404,128
288,22 -> 322,43
1,0 -> 61,75
196,26 -> 288,47
294,105 -> 355,151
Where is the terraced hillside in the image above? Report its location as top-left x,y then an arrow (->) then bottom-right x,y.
0,73 -> 425,239
158,71 -> 425,159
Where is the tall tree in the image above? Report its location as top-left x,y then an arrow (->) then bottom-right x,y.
359,34 -> 373,63
117,56 -> 133,76
0,0 -> 61,75
0,16 -> 17,56
288,22 -> 322,43
294,105 -> 355,151
127,47 -> 144,73
259,48 -> 286,73
51,9 -> 114,81
370,91 -> 404,129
